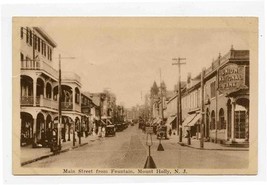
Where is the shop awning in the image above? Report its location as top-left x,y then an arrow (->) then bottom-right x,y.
101,120 -> 106,125
166,116 -> 176,126
182,114 -> 196,126
186,113 -> 202,127
153,118 -> 161,125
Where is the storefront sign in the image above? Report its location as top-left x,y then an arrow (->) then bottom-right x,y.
218,63 -> 247,94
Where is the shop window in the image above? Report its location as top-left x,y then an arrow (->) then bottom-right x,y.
235,111 -> 246,139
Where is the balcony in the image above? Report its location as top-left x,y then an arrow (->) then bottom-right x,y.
21,96 -> 34,106
21,60 -> 58,79
75,104 -> 81,112
61,102 -> 73,111
40,97 -> 58,110
20,95 -> 57,110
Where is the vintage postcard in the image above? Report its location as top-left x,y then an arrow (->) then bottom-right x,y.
12,17 -> 258,175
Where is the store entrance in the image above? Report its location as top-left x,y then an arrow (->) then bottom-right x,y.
235,98 -> 249,141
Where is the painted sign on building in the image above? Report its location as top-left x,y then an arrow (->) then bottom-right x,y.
218,63 -> 248,94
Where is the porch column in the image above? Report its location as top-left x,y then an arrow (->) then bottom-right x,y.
231,100 -> 236,142
225,119 -> 228,141
72,86 -> 76,111
32,118 -> 37,148
33,78 -> 36,106
68,121 -> 71,141
43,82 -> 46,99
51,87 -> 54,100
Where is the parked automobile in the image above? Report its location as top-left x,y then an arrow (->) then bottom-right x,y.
105,124 -> 116,136
157,125 -> 168,139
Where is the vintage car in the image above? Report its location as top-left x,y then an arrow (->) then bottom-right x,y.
156,125 -> 168,139
105,124 -> 116,136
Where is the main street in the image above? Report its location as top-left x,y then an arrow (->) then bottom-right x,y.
25,124 -> 249,169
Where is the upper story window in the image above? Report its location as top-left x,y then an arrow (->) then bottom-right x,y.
210,81 -> 216,98
44,43 -> 46,57
20,53 -> 24,61
37,38 -> 41,52
29,30 -> 32,46
20,27 -> 23,39
210,110 -> 215,130
245,66 -> 249,87
26,27 -> 30,44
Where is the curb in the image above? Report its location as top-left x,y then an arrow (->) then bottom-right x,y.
21,142 -> 89,166
177,142 -> 249,151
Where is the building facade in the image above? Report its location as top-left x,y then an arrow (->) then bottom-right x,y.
20,27 -> 86,147
164,47 -> 249,145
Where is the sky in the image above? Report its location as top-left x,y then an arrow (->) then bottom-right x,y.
22,17 -> 255,108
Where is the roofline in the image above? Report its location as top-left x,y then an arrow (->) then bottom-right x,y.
33,27 -> 57,48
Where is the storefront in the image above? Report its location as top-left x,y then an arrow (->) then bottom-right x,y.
218,62 -> 249,143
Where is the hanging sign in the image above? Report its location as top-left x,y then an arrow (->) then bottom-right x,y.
218,63 -> 248,94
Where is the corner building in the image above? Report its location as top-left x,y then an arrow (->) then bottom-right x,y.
20,27 -> 84,147
181,47 -> 249,146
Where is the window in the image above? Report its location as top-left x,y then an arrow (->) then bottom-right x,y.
219,108 -> 225,130
211,111 -> 215,130
20,27 -> 23,39
29,30 -> 32,46
20,53 -> 24,61
41,41 -> 44,55
50,48 -> 53,61
44,43 -> 46,57
245,66 -> 249,87
37,38 -> 40,52
235,111 -> 246,139
26,27 -> 29,44
210,81 -> 216,98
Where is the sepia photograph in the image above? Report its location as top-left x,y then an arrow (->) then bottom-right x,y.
12,17 -> 258,175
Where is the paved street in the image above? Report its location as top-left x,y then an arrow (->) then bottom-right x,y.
25,124 -> 249,169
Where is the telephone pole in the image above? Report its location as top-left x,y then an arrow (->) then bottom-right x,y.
159,69 -> 164,120
200,68 -> 205,148
57,55 -> 75,148
172,57 -> 186,143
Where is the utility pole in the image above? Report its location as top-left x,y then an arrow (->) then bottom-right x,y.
57,55 -> 75,148
58,54 -> 62,149
172,57 -> 186,143
159,69 -> 164,121
200,68 -> 205,148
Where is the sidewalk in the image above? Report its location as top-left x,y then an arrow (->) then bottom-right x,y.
169,135 -> 249,151
21,134 -> 99,166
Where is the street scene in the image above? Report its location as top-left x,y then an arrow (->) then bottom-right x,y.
25,124 -> 248,169
15,17 -> 256,174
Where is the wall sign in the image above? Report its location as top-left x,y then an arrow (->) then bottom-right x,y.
218,63 -> 248,94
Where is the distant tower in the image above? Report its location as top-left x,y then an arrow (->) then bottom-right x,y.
150,81 -> 159,97
160,81 -> 167,96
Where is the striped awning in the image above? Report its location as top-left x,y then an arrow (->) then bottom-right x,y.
186,113 -> 201,127
166,116 -> 176,126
